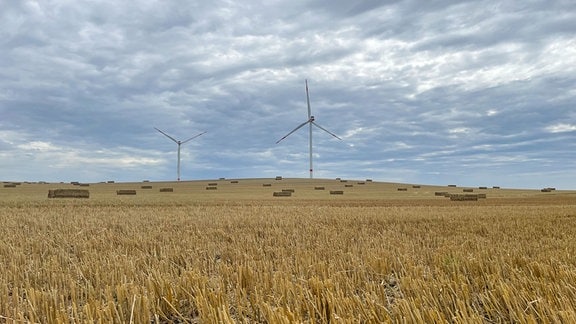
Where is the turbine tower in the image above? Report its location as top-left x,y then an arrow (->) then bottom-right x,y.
155,127 -> 206,181
276,80 -> 341,179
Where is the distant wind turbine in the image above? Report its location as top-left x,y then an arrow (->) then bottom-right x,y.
276,80 -> 342,179
155,127 -> 206,181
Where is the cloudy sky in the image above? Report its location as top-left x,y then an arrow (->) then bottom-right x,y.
1,0 -> 575,189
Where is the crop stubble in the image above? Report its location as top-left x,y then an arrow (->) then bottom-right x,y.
1,194 -> 576,322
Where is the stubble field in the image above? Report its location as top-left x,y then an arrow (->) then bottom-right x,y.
1,178 -> 576,323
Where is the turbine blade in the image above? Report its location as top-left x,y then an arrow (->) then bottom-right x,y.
154,127 -> 178,143
311,121 -> 342,140
276,121 -> 310,144
181,131 -> 207,144
305,79 -> 311,119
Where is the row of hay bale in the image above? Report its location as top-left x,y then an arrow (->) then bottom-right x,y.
541,187 -> 556,192
272,188 -> 345,197
434,191 -> 487,201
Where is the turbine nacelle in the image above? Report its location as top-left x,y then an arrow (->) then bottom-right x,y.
309,115 -> 315,122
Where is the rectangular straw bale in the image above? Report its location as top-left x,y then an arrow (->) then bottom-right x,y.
116,189 -> 136,195
262,183 -> 272,187
330,190 -> 344,195
48,189 -> 90,198
314,186 -> 325,190
345,184 -> 354,187
478,194 -> 487,199
412,185 -> 421,188
450,194 -> 478,201
205,186 -> 218,190
463,188 -> 474,192
282,189 -> 295,193
159,188 -> 174,192
273,191 -> 291,197
230,180 -> 239,183
141,185 -> 153,189
435,191 -> 448,196
208,183 -> 218,186
397,188 -> 408,191
3,184 -> 17,188
275,176 -> 283,180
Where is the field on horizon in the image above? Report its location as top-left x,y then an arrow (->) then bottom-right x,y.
1,178 -> 576,322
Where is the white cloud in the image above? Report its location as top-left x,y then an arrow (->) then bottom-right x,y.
546,123 -> 576,133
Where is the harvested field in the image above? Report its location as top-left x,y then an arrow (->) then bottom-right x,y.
1,179 -> 576,322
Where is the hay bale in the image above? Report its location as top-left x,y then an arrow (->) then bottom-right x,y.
230,180 -> 239,184
412,185 -> 421,188
79,183 -> 90,187
208,183 -> 218,186
314,186 -> 325,190
262,183 -> 272,187
479,186 -> 488,189
448,184 -> 457,187
71,181 -> 80,185
366,179 -> 373,182
541,188 -> 552,192
275,176 -> 283,180
492,186 -> 500,189
330,190 -> 344,195
435,191 -> 448,196
141,185 -> 153,189
335,177 -> 341,180
3,184 -> 17,188
159,188 -> 174,192
478,194 -> 487,199
345,184 -> 354,188
450,194 -> 478,201
282,189 -> 295,193
273,191 -> 291,197
340,180 -> 348,183
219,178 -> 225,180
48,189 -> 90,199
397,188 -> 408,191
463,188 -> 474,192
357,182 -> 366,185
205,186 -> 217,190
116,190 -> 136,195
107,181 -> 115,184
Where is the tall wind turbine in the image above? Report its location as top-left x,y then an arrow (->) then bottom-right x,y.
155,127 -> 206,181
276,80 -> 341,179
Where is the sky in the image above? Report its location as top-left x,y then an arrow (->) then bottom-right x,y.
1,0 -> 575,189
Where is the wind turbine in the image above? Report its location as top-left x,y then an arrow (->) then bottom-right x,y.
276,79 -> 342,179
155,127 -> 206,181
